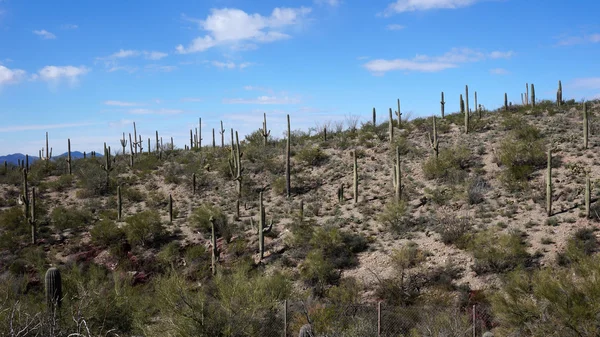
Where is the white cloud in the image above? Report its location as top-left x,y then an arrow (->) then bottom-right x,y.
96,50 -> 168,72
364,48 -> 514,75
556,33 -> 600,46
143,51 -> 168,60
314,0 -> 341,6
210,61 -> 253,70
108,66 -> 138,73
36,65 -> 89,82
109,49 -> 140,58
0,65 -> 27,85
386,24 -> 405,30
145,64 -> 177,72
33,29 -> 56,39
61,24 -> 78,30
244,85 -> 274,94
176,7 -> 311,54
570,78 -> 600,90
490,68 -> 508,75
129,108 -> 184,115
104,100 -> 144,107
382,0 -> 479,16
489,50 -> 514,59
223,95 -> 301,104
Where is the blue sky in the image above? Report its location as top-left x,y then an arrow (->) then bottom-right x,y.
0,0 -> 599,155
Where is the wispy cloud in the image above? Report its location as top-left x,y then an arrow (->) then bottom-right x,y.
210,61 -> 253,70
244,85 -> 274,94
314,0 -> 341,6
176,7 -> 312,54
555,33 -> 600,46
386,24 -> 405,31
223,95 -> 301,104
60,24 -> 78,30
128,108 -> 184,115
145,64 -> 177,72
569,78 -> 600,90
181,97 -> 203,102
96,49 -> 169,72
33,29 -> 56,39
104,100 -> 144,107
0,65 -> 27,86
34,65 -> 90,83
490,68 -> 508,75
363,48 -> 514,75
382,0 -> 479,16
0,122 -> 96,133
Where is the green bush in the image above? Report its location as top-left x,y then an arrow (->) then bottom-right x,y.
469,229 -> 530,275
557,227 -> 599,266
123,210 -> 165,247
300,249 -> 340,296
90,219 -> 125,246
378,200 -> 414,235
190,204 -> 232,241
295,146 -> 329,166
51,206 -> 93,231
422,145 -> 471,184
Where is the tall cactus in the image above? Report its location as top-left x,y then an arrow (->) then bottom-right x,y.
372,107 -> 376,125
210,216 -> 217,275
546,149 -> 552,217
101,145 -> 114,191
504,93 -> 508,111
388,108 -> 394,144
128,133 -> 134,167
583,101 -> 589,149
353,149 -> 358,204
396,99 -> 402,128
337,184 -> 344,204
428,116 -> 439,158
192,173 -> 196,195
220,121 -> 225,148
261,113 -> 271,146
133,122 -> 139,155
259,191 -> 265,260
440,92 -> 445,118
475,91 -> 480,118
557,80 -> 563,106
526,83 -> 529,106
117,185 -> 122,221
67,139 -> 72,175
286,114 -> 291,198
190,129 -> 193,150
19,169 -> 30,224
156,130 -> 160,155
45,267 -> 62,312
212,128 -> 216,148
120,132 -> 127,154
199,117 -> 203,150
30,187 -> 36,244
465,85 -> 469,134
147,138 -> 151,155
531,83 -> 535,107
393,146 -> 401,202
228,131 -> 243,197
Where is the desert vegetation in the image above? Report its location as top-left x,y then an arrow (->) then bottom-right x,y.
1,83 -> 600,336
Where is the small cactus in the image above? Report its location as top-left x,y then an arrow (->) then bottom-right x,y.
66,138 -> 72,175
45,267 -> 62,312
428,116 -> 439,158
192,173 -> 196,195
337,184 -> 344,204
261,113 -> 271,145
557,80 -> 563,106
393,146 -> 402,202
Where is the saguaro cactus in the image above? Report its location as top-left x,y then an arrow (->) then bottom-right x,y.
156,131 -> 160,155
393,146 -> 401,202
526,83 -> 529,106
286,114 -> 291,198
337,184 -> 344,204
219,121 -> 225,148
120,132 -> 127,154
465,85 -> 470,133
192,173 -> 196,195
353,150 -> 358,203
212,128 -> 216,148
583,101 -> 589,149
531,83 -> 535,107
428,116 -> 439,158
45,267 -> 62,312
66,138 -> 72,175
101,146 -> 114,191
396,99 -> 402,128
546,149 -> 552,217
388,108 -> 394,144
504,93 -> 508,111
19,169 -> 30,223
199,118 -> 203,150
133,122 -> 139,155
261,113 -> 271,146
228,131 -> 243,197
440,92 -> 445,118
372,107 -> 376,125
30,187 -> 36,244
557,80 -> 563,106
128,133 -> 134,167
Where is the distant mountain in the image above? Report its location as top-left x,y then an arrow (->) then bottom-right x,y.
0,151 -> 101,165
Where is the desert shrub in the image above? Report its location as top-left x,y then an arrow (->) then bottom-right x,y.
0,206 -> 26,233
469,229 -> 530,275
271,176 -> 286,196
557,227 -> 599,266
76,159 -> 110,196
134,154 -> 160,172
492,255 -> 600,336
90,219 -> 125,247
51,206 -> 93,231
436,214 -> 471,247
466,176 -> 488,204
190,204 -> 232,241
391,241 -> 427,269
378,200 -> 414,235
163,162 -> 184,184
422,145 -> 471,184
295,146 -> 328,166
122,186 -> 145,202
498,121 -> 546,190
123,210 -> 165,247
310,226 -> 367,269
300,249 -> 340,296
44,174 -> 74,192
